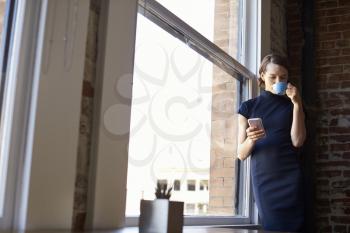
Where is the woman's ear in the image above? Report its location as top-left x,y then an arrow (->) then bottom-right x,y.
260,72 -> 265,82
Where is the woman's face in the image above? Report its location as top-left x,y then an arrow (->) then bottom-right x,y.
261,63 -> 288,93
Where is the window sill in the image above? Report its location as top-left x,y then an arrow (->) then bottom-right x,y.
5,225 -> 273,233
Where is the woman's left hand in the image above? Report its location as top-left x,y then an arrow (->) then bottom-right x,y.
286,83 -> 302,105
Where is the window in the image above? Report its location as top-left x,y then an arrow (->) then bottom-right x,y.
174,179 -> 181,191
185,203 -> 195,215
187,180 -> 196,191
126,0 -> 258,225
157,179 -> 167,186
198,203 -> 208,214
154,0 -> 240,60
199,180 -> 208,191
157,179 -> 168,189
0,0 -> 17,218
0,0 -> 47,229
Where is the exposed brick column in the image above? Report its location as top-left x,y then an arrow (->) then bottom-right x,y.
209,0 -> 239,215
287,0 -> 350,232
72,0 -> 101,230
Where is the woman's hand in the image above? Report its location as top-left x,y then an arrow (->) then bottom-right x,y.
246,127 -> 265,143
237,120 -> 265,161
286,83 -> 302,105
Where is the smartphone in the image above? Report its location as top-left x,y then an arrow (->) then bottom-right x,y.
248,118 -> 265,132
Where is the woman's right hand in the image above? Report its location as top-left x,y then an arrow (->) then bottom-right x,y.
246,127 -> 265,143
237,115 -> 265,160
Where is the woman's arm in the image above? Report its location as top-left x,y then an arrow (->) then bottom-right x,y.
237,114 -> 265,161
290,102 -> 306,147
286,83 -> 307,147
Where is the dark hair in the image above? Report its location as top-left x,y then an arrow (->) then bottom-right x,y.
258,54 -> 289,87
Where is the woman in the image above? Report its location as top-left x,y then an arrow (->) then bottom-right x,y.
237,54 -> 306,232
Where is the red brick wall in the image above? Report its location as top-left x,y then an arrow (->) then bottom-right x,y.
271,0 -> 287,57
286,1 -> 303,88
287,0 -> 350,232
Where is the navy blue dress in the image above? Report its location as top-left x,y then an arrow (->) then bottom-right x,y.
238,90 -> 305,232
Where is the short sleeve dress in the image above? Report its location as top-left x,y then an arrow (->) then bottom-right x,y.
238,90 -> 305,232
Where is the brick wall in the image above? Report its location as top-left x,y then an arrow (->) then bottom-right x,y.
271,0 -> 288,57
209,0 -> 239,215
287,0 -> 350,232
286,1 -> 303,89
72,0 -> 101,230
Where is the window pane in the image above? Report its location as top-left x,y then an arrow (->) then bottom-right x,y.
198,203 -> 208,214
185,203 -> 195,214
155,0 -> 241,59
187,180 -> 196,191
125,12 -> 240,217
157,179 -> 167,187
174,180 -> 181,191
199,180 -> 208,191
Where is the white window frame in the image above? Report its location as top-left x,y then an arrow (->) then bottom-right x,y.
0,0 -> 82,230
0,0 -> 18,222
0,0 -> 46,230
13,0 -> 90,230
124,0 -> 260,227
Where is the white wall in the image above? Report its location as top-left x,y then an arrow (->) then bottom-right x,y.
23,0 -> 90,229
86,0 -> 138,229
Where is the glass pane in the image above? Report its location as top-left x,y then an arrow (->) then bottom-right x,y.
187,180 -> 196,191
156,0 -> 241,59
199,180 -> 208,191
174,180 -> 181,191
125,12 -> 241,217
185,203 -> 195,214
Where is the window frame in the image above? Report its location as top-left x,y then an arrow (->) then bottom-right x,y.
125,0 -> 260,227
0,0 -> 48,229
0,0 -> 18,223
